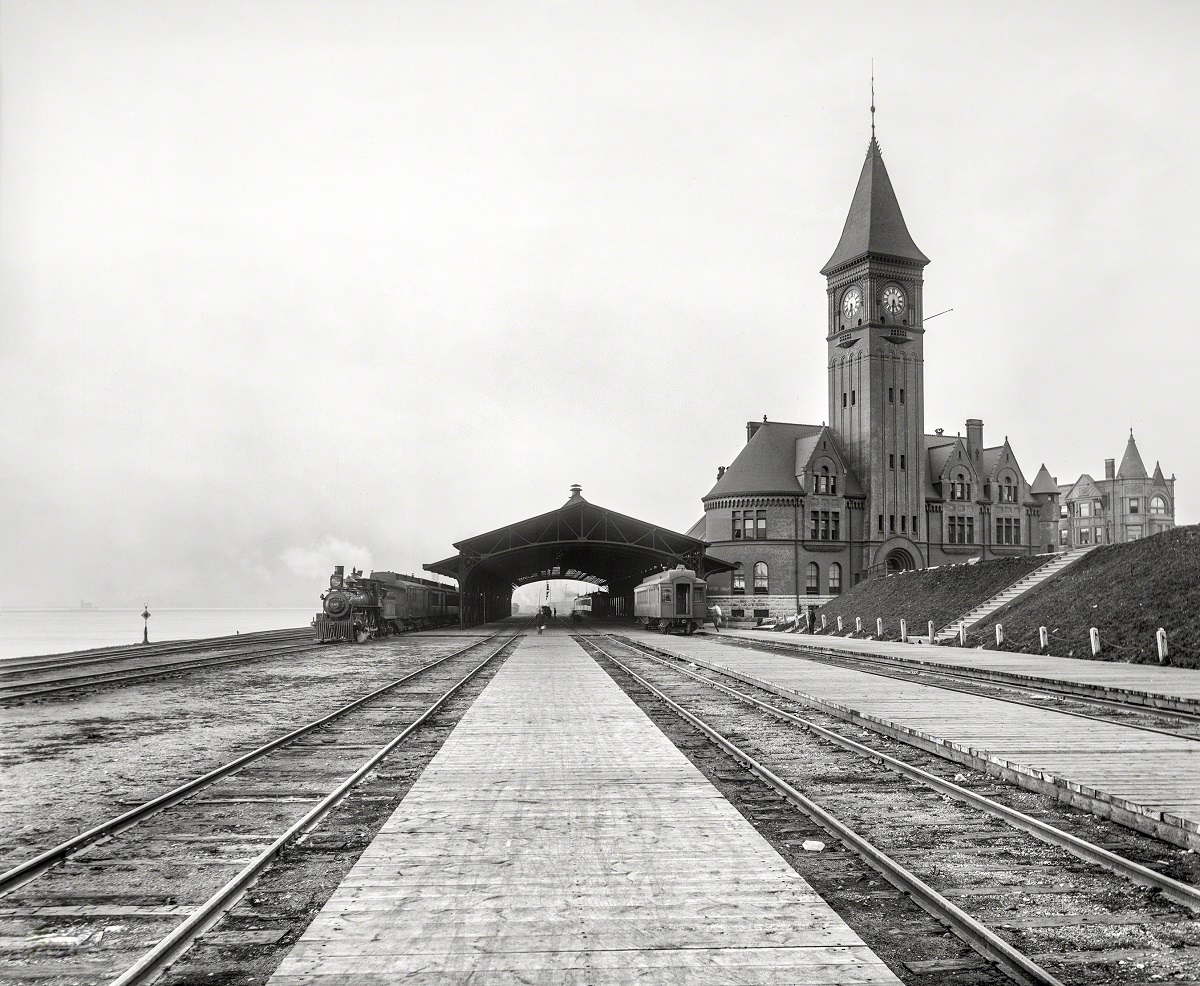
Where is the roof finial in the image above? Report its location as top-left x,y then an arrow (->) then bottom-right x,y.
870,60 -> 875,140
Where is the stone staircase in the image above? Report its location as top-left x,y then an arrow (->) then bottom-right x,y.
933,546 -> 1097,644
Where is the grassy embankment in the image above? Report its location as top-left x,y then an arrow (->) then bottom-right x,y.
966,526 -> 1200,667
812,556 -> 1047,639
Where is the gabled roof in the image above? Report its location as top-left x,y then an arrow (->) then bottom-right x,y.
1117,431 -> 1148,480
1030,464 -> 1058,496
705,421 -> 821,498
684,515 -> 706,540
981,442 -> 1025,486
821,138 -> 929,275
795,426 -> 864,497
927,434 -> 973,482
980,446 -> 1004,481
1152,462 -> 1168,487
1067,474 -> 1102,499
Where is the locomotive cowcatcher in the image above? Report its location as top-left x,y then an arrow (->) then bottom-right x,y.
314,565 -> 460,643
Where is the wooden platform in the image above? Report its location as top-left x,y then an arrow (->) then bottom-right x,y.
715,627 -> 1200,710
661,633 -> 1200,849
269,632 -> 901,985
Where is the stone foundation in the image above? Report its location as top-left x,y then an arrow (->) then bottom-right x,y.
709,594 -> 835,623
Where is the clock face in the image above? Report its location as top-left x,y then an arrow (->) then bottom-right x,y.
841,286 -> 863,319
882,285 -> 906,315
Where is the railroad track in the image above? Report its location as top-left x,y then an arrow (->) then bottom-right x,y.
582,633 -> 1200,985
0,628 -> 312,676
707,633 -> 1200,739
0,636 -> 327,703
0,626 -> 525,985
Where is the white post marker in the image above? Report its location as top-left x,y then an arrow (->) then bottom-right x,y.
995,623 -> 1004,647
836,616 -> 843,632
1039,626 -> 1049,652
1157,628 -> 1169,664
958,625 -> 966,647
928,620 -> 935,641
854,616 -> 862,634
876,617 -> 884,638
1090,627 -> 1101,657
900,618 -> 908,642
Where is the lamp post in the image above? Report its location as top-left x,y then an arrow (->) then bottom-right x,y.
142,604 -> 151,645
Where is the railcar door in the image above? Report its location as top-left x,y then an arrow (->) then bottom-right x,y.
675,582 -> 690,616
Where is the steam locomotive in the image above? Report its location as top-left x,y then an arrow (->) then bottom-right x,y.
314,565 -> 460,643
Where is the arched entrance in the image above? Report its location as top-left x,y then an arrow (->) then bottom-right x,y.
424,486 -> 736,626
885,548 -> 916,574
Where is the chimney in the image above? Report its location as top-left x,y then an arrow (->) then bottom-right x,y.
746,416 -> 767,443
966,419 -> 984,461
1104,459 -> 1115,480
716,466 -> 726,480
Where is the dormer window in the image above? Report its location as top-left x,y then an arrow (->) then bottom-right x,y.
814,466 -> 837,495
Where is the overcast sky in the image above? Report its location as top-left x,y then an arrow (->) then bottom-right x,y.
3,0 -> 1197,609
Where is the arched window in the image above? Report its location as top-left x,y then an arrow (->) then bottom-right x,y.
814,465 -> 837,496
732,564 -> 745,594
829,563 -> 842,595
1151,496 -> 1168,515
753,562 -> 768,594
806,562 -> 820,595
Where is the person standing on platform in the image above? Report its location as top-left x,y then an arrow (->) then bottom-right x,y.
710,603 -> 722,631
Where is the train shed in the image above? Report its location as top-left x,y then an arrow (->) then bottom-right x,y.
425,485 -> 734,627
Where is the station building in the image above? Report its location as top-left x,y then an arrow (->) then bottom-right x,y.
690,134 -> 1065,621
1057,433 -> 1176,548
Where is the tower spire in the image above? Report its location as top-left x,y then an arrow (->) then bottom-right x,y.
870,61 -> 875,140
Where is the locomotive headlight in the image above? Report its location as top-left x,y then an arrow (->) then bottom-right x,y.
324,590 -> 351,618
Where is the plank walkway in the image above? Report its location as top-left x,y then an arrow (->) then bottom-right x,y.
714,628 -> 1200,707
659,632 -> 1200,848
269,631 -> 901,985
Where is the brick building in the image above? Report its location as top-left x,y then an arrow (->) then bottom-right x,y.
690,132 -> 1063,621
1057,433 -> 1176,548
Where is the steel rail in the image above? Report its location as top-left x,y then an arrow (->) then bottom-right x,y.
618,635 -> 1200,912
0,628 -> 312,675
750,635 -> 1200,719
108,628 -> 522,986
0,631 -> 505,896
0,642 -> 328,702
587,636 -> 1066,986
713,635 -> 1200,739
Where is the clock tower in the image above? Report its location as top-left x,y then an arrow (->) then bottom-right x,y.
821,136 -> 930,570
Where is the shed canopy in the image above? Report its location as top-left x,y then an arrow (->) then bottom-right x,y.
425,486 -> 733,626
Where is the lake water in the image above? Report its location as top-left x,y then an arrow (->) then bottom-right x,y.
0,608 -> 316,660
